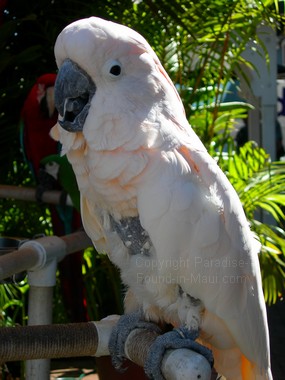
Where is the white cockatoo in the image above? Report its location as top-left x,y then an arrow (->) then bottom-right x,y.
51,17 -> 272,379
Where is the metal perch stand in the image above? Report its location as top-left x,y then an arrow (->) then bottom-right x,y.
0,230 -> 92,380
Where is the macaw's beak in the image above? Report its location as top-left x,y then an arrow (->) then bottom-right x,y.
54,59 -> 96,132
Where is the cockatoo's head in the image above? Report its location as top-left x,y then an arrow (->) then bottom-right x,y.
53,17 -> 186,150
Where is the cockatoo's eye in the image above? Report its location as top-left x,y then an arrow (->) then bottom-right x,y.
104,60 -> 122,79
54,59 -> 96,132
110,64 -> 121,76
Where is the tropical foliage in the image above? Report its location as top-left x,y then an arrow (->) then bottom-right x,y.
220,141 -> 285,304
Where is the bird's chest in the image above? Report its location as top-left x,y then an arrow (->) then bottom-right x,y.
68,147 -> 142,216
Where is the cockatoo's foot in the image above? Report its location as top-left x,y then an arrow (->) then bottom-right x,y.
144,326 -> 214,380
108,311 -> 162,371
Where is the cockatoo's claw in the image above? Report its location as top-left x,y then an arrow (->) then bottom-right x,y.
108,311 -> 162,372
144,326 -> 214,380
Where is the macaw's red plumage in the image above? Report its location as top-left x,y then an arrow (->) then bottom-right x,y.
21,73 -> 58,176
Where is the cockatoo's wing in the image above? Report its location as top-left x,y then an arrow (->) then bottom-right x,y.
51,17 -> 272,380
130,132 -> 270,379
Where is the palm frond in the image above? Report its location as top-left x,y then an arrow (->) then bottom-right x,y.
217,141 -> 285,303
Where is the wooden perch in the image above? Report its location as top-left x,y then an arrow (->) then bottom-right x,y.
0,316 -> 212,380
0,184 -> 73,206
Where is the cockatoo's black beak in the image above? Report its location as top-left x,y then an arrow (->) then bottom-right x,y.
54,59 -> 96,132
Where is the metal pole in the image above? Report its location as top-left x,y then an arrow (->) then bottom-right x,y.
0,231 -> 92,282
25,252 -> 58,380
26,286 -> 54,380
